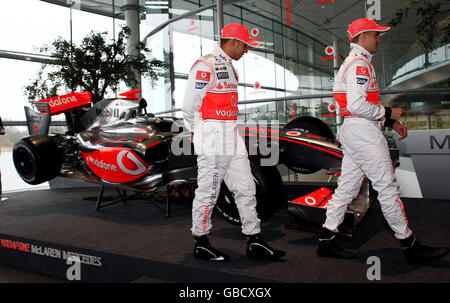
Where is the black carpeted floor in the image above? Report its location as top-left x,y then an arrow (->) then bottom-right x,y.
0,186 -> 449,283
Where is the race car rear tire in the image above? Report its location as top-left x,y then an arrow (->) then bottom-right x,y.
13,136 -> 62,185
216,162 -> 284,225
283,116 -> 335,174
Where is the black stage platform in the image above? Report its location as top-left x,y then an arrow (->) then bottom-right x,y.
0,185 -> 449,283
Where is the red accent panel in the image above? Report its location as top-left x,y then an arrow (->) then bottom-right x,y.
146,140 -> 162,149
279,137 -> 343,158
81,147 -> 150,183
200,92 -> 238,120
366,91 -> 380,103
291,187 -> 333,208
35,92 -> 91,115
119,89 -> 141,99
333,93 -> 348,110
333,91 -> 380,112
244,134 -> 343,158
306,134 -> 322,139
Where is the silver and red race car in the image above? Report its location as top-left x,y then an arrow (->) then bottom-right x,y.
13,91 -> 398,235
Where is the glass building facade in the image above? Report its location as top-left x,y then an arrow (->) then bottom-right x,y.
0,0 -> 449,192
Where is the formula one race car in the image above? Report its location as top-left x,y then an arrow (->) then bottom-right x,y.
13,91 -> 397,234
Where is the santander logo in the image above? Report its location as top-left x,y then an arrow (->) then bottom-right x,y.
216,82 -> 237,89
224,81 -> 237,89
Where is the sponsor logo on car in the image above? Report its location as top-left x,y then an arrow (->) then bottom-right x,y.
87,156 -> 118,172
116,150 -> 148,176
286,131 -> 301,136
35,92 -> 92,115
81,147 -> 150,183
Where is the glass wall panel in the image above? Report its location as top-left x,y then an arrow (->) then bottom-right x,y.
0,58 -> 42,120
143,2 -> 216,114
0,0 -> 124,193
0,0 -> 70,54
71,9 -> 115,44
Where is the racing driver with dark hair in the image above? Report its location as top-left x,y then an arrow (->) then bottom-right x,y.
182,23 -> 286,262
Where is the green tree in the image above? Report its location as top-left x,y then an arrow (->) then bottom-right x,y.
388,0 -> 449,54
25,26 -> 168,103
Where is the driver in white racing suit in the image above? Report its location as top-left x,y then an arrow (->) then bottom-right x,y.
182,23 -> 285,261
317,18 -> 448,262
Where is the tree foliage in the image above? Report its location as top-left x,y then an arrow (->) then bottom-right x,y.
388,0 -> 449,54
25,26 -> 168,103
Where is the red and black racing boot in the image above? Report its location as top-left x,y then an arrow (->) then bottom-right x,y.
400,235 -> 449,263
246,234 -> 286,260
193,235 -> 230,262
317,228 -> 356,259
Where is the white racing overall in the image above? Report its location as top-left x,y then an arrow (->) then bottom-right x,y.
323,43 -> 412,240
182,44 -> 261,237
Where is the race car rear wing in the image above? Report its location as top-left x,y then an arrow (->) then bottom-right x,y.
24,92 -> 92,136
25,90 -> 146,136
24,103 -> 51,136
34,92 -> 92,116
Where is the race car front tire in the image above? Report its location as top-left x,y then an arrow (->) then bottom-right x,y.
13,136 -> 62,185
283,116 -> 335,174
216,162 -> 284,225
284,116 -> 335,140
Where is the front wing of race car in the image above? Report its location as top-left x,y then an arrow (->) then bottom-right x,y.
285,148 -> 399,238
286,179 -> 373,238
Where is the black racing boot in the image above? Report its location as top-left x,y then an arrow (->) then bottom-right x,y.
246,234 -> 286,260
317,228 -> 356,259
193,235 -> 230,262
400,236 -> 449,263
